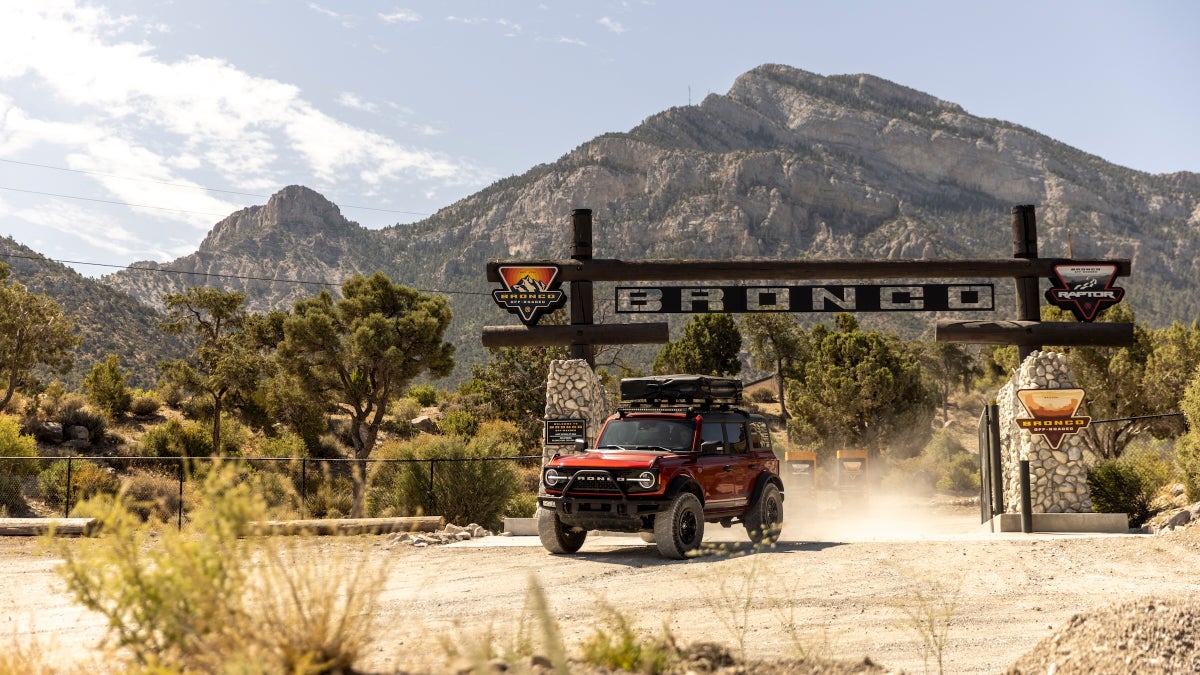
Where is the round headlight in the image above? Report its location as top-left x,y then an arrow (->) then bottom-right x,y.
545,469 -> 564,486
635,471 -> 656,489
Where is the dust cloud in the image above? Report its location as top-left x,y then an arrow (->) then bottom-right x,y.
777,482 -> 981,543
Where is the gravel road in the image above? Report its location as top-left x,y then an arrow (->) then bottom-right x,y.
4,496 -> 1199,673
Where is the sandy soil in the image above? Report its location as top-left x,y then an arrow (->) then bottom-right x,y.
4,495 -> 1200,673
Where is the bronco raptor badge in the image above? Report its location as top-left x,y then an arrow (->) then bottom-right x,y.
1044,264 -> 1125,322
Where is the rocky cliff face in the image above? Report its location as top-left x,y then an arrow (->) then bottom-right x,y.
96,64 -> 1200,375
105,185 -> 391,312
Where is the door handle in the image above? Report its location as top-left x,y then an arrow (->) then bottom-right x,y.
723,465 -> 733,472
748,464 -> 758,469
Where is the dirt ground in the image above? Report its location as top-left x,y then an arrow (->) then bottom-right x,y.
4,494 -> 1200,674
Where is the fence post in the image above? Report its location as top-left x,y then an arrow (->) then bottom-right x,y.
177,458 -> 184,530
1019,460 -> 1033,533
988,402 -> 1004,516
64,457 -> 73,518
428,459 -> 436,514
300,457 -> 307,519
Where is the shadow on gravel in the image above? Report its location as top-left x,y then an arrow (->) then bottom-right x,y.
567,540 -> 847,567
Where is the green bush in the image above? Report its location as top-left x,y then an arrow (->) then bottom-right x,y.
439,410 -> 479,437
1087,450 -> 1172,526
407,384 -> 439,407
59,406 -> 107,443
389,397 -> 422,422
37,460 -> 120,511
505,491 -> 538,518
83,354 -> 132,418
139,418 -> 213,457
0,473 -> 26,514
0,413 -> 38,476
368,422 -> 522,528
130,395 -> 163,417
304,474 -> 354,519
1175,434 -> 1200,503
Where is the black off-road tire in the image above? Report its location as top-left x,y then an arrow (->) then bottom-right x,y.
654,492 -> 705,559
538,508 -> 586,554
743,482 -> 783,546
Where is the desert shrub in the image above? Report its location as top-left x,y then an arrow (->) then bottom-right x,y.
217,417 -> 249,456
83,354 -> 132,418
49,466 -> 388,672
36,381 -> 68,420
129,395 -> 162,417
0,473 -> 26,514
581,603 -> 674,674
59,406 -> 107,443
439,410 -> 478,437
368,422 -> 522,528
1176,434 -> 1200,503
0,413 -> 38,473
380,416 -> 418,440
157,378 -> 185,408
878,455 -> 936,496
389,397 -> 422,422
924,430 -> 979,493
304,474 -> 354,519
1088,449 -> 1172,526
407,384 -> 439,407
505,491 -> 538,518
121,470 -> 181,522
37,460 -> 120,511
139,418 -> 213,458
747,387 -> 777,403
253,432 -> 307,460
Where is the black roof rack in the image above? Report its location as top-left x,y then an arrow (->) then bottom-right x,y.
619,375 -> 743,406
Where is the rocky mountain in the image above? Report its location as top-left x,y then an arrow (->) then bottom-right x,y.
54,64 -> 1200,381
0,237 -> 188,389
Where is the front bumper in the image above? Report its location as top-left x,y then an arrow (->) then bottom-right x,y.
540,468 -> 670,531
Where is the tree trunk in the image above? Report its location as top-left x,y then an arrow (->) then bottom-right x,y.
212,395 -> 223,456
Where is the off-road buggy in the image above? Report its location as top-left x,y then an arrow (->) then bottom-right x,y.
538,375 -> 784,559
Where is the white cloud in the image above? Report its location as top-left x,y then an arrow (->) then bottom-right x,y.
0,2 -> 489,206
556,37 -> 588,47
597,17 -> 626,33
307,3 -> 340,19
337,92 -> 379,114
379,9 -> 420,23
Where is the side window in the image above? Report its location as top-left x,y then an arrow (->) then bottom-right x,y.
700,422 -> 725,453
725,422 -> 748,454
750,421 -> 770,450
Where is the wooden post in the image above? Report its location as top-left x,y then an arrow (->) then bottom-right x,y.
570,208 -> 595,367
1012,205 -> 1041,361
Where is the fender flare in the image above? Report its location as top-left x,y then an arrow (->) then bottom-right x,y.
665,475 -> 704,504
748,472 -> 785,508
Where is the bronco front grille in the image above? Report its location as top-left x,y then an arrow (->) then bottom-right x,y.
563,471 -> 620,493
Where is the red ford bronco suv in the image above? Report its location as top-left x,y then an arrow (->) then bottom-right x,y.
538,375 -> 784,559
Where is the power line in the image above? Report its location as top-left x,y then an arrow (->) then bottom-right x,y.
0,185 -> 233,217
0,158 -> 433,216
0,250 -> 492,297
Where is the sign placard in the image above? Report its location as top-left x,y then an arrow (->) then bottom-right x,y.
616,284 -> 994,314
1015,388 -> 1091,449
492,265 -> 567,326
1045,264 -> 1124,322
545,418 -> 587,445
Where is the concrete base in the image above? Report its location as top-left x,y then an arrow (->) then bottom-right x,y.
502,517 -> 538,536
985,512 -> 1129,533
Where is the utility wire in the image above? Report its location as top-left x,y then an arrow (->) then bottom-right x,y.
0,250 -> 493,297
0,186 -> 232,217
0,158 -> 432,216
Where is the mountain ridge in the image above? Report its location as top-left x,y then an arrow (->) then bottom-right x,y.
5,64 -> 1197,384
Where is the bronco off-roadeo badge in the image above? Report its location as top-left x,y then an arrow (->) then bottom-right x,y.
491,265 -> 567,326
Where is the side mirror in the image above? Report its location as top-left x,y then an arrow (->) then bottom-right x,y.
700,440 -> 723,454
573,438 -> 587,453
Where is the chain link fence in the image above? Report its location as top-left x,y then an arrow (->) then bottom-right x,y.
0,454 -> 543,529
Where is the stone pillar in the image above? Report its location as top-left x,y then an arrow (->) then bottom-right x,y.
542,359 -> 612,464
996,351 -> 1093,514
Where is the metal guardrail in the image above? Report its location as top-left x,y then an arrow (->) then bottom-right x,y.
0,454 -> 542,529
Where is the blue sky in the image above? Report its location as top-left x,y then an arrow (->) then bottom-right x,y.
1,1 -> 1197,276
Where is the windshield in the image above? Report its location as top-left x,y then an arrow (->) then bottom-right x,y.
596,419 -> 695,452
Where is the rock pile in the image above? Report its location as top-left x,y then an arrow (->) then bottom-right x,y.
997,350 -> 1093,514
543,359 -> 611,463
383,523 -> 495,548
1008,597 -> 1200,674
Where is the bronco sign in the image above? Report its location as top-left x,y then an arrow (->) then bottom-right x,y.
615,284 -> 994,314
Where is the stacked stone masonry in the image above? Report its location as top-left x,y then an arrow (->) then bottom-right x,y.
996,350 -> 1093,514
542,359 -> 612,464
